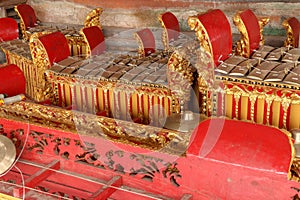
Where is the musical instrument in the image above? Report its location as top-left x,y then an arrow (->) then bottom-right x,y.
45,51 -> 180,126
215,46 -> 300,130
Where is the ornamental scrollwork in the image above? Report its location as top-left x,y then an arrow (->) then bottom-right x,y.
158,13 -> 170,51
258,17 -> 270,46
84,7 -> 103,29
14,6 -> 29,41
188,15 -> 213,59
233,12 -> 250,58
29,32 -> 54,102
2,124 -> 183,187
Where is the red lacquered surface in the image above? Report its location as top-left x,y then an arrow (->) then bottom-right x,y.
136,28 -> 156,56
39,32 -> 70,66
188,118 -> 292,173
0,64 -> 26,97
239,9 -> 261,55
0,116 -> 299,199
0,18 -> 19,41
82,26 -> 106,56
15,4 -> 37,28
161,12 -> 180,41
197,9 -> 232,65
288,17 -> 300,48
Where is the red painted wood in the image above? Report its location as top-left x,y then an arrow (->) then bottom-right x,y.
197,9 -> 232,65
15,4 -> 37,28
89,175 -> 123,200
188,118 -> 292,173
0,64 -> 26,97
13,160 -> 60,198
38,32 -> 70,66
180,193 -> 193,200
11,160 -> 104,197
239,9 -> 261,56
161,12 -> 180,42
136,28 -> 156,56
82,26 -> 106,56
287,17 -> 300,47
1,117 -> 300,199
0,18 -> 19,41
4,168 -> 93,199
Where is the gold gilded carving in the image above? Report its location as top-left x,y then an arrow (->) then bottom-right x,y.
29,32 -> 52,69
233,12 -> 250,58
1,48 -> 36,99
73,112 -> 191,153
133,32 -> 145,57
226,85 -> 244,119
0,101 -> 190,154
0,102 -> 75,131
291,158 -> 300,182
66,35 -> 88,57
84,7 -> 103,29
291,93 -> 300,104
188,16 -> 221,115
158,13 -> 173,51
258,17 -> 269,46
168,52 -> 194,86
158,15 -> 169,51
167,42 -> 198,113
188,16 -> 213,60
282,18 -> 296,48
233,12 -> 269,57
46,69 -> 179,122
29,32 -> 54,102
220,78 -> 300,130
14,6 -> 30,40
80,26 -> 102,58
0,193 -> 20,200
249,93 -> 258,122
282,94 -> 292,129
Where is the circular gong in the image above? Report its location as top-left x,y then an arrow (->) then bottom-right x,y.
0,135 -> 16,175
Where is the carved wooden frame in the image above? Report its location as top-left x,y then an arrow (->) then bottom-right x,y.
233,10 -> 269,58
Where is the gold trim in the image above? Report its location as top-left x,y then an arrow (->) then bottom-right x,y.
188,15 -> 214,62
14,5 -> 29,40
158,13 -> 170,50
28,32 -> 54,102
233,11 -> 250,58
78,25 -> 101,58
46,68 -> 179,123
282,18 -> 296,48
0,101 -> 191,154
233,11 -> 269,57
258,17 -> 270,46
84,7 -> 103,29
133,31 -> 145,57
218,74 -> 300,131
283,128 -> 295,180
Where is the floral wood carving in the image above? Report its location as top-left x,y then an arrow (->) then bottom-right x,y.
2,125 -> 183,187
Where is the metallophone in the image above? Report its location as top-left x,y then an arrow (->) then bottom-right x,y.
215,46 -> 300,129
45,51 -> 176,126
189,9 -> 300,132
15,4 -> 103,56
1,8 -> 300,199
